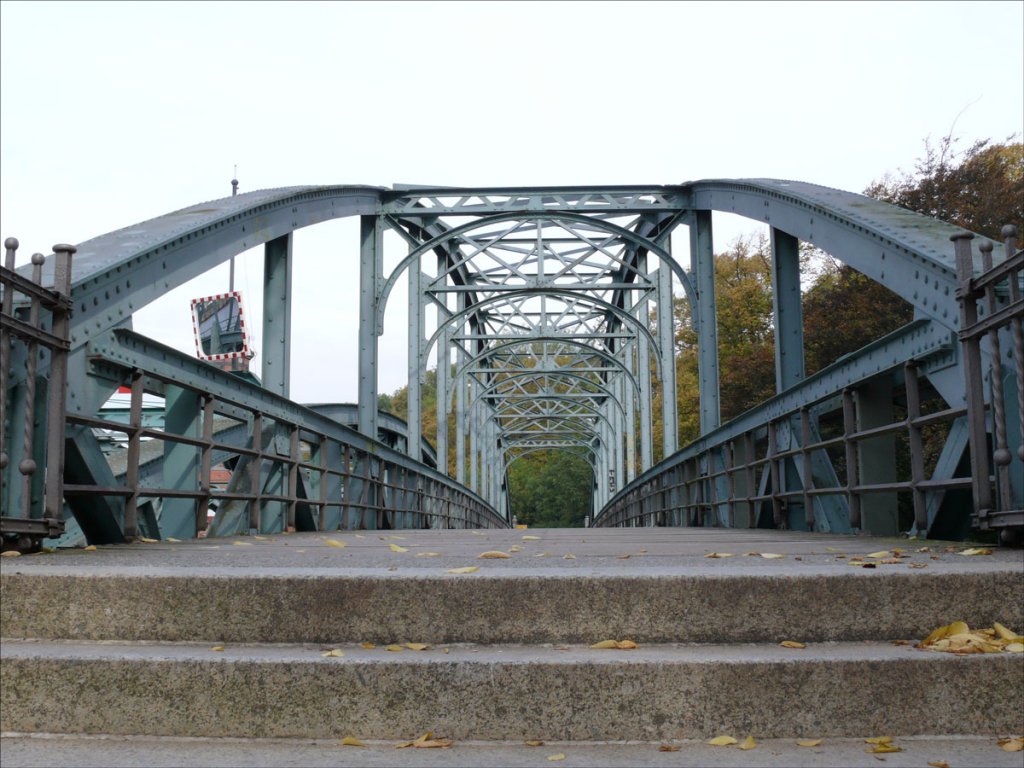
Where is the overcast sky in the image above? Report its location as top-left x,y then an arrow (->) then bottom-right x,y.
2,1 -> 1022,403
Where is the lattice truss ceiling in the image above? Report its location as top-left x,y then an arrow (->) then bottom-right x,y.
385,190 -> 685,471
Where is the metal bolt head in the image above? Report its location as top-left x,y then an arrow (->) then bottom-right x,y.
18,458 -> 36,475
30,253 -> 45,265
993,448 -> 1012,467
52,243 -> 77,254
4,237 -> 18,250
979,240 -> 993,253
1002,224 -> 1017,239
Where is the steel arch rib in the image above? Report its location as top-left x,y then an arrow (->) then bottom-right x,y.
22,179 -> 981,382
423,290 -> 664,376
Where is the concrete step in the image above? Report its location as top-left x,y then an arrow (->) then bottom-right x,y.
2,639 -> 1020,741
3,564 -> 1022,645
3,733 -> 1024,768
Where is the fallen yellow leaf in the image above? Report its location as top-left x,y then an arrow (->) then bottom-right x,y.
509,546 -> 522,552
927,761 -> 950,768
167,537 -> 182,543
994,622 -> 1022,641
416,552 -> 441,557
867,744 -> 902,754
210,645 -> 225,652
563,554 -> 576,560
737,736 -> 757,750
388,543 -> 409,553
340,736 -> 364,747
403,643 -> 430,651
522,535 -> 541,540
707,736 -> 738,746
617,554 -> 631,560
547,754 -> 565,762
658,744 -> 681,752
413,738 -> 453,749
446,566 -> 479,574
616,640 -> 639,649
360,642 -> 376,649
254,535 -> 268,540
0,551 -> 22,557
998,737 -> 1023,752
1006,642 -> 1024,652
866,550 -> 891,558
947,620 -> 970,635
704,552 -> 735,558
385,644 -> 404,652
959,547 -> 992,556
83,545 -> 97,551
232,541 -> 252,546
478,550 -> 511,559
590,639 -> 620,649
781,640 -> 807,649
325,539 -> 347,549
536,552 -> 551,557
761,553 -> 784,559
825,547 -> 842,552
796,739 -> 823,747
864,736 -> 892,744
525,740 -> 544,746
140,537 -> 158,543
321,649 -> 345,657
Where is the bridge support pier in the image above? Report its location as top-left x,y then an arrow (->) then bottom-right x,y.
691,210 -> 720,434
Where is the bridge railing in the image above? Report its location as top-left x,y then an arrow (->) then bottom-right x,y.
0,239 -> 75,548
595,229 -> 1024,538
594,359 -> 974,533
954,225 -> 1023,533
61,329 -> 505,540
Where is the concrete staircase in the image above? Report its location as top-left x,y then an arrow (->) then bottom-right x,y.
2,528 -> 1022,764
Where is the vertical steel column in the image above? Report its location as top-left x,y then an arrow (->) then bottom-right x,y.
262,234 -> 292,397
691,210 -> 720,433
43,245 -> 74,530
162,384 -> 202,539
637,252 -> 654,471
435,253 -> 450,475
952,233 -> 994,519
657,258 -> 678,458
771,229 -> 805,392
469,384 -> 478,491
406,246 -> 422,459
456,293 -> 467,483
624,344 -> 637,482
358,216 -> 381,439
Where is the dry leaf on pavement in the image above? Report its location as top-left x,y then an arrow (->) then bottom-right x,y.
321,649 -> 345,657
446,566 -> 479,574
958,547 -> 992,556
340,736 -> 364,746
547,754 -> 566,761
796,739 -> 822,747
478,551 -> 511,559
388,543 -> 409,553
780,640 -> 806,649
737,736 -> 757,750
658,745 -> 681,752
707,735 -> 738,746
998,737 -> 1024,752
525,740 -> 544,746
761,553 -> 784,559
325,540 -> 347,549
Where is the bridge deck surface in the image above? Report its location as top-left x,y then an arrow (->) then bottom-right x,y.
5,527 -> 1021,573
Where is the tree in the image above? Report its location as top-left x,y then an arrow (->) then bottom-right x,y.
865,136 -> 1023,239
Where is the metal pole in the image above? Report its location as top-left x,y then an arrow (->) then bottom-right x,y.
358,216 -> 381,439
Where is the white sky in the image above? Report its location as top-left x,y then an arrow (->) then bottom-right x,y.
2,1 -> 1022,403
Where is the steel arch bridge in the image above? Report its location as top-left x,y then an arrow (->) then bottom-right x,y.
1,179 -> 1022,548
